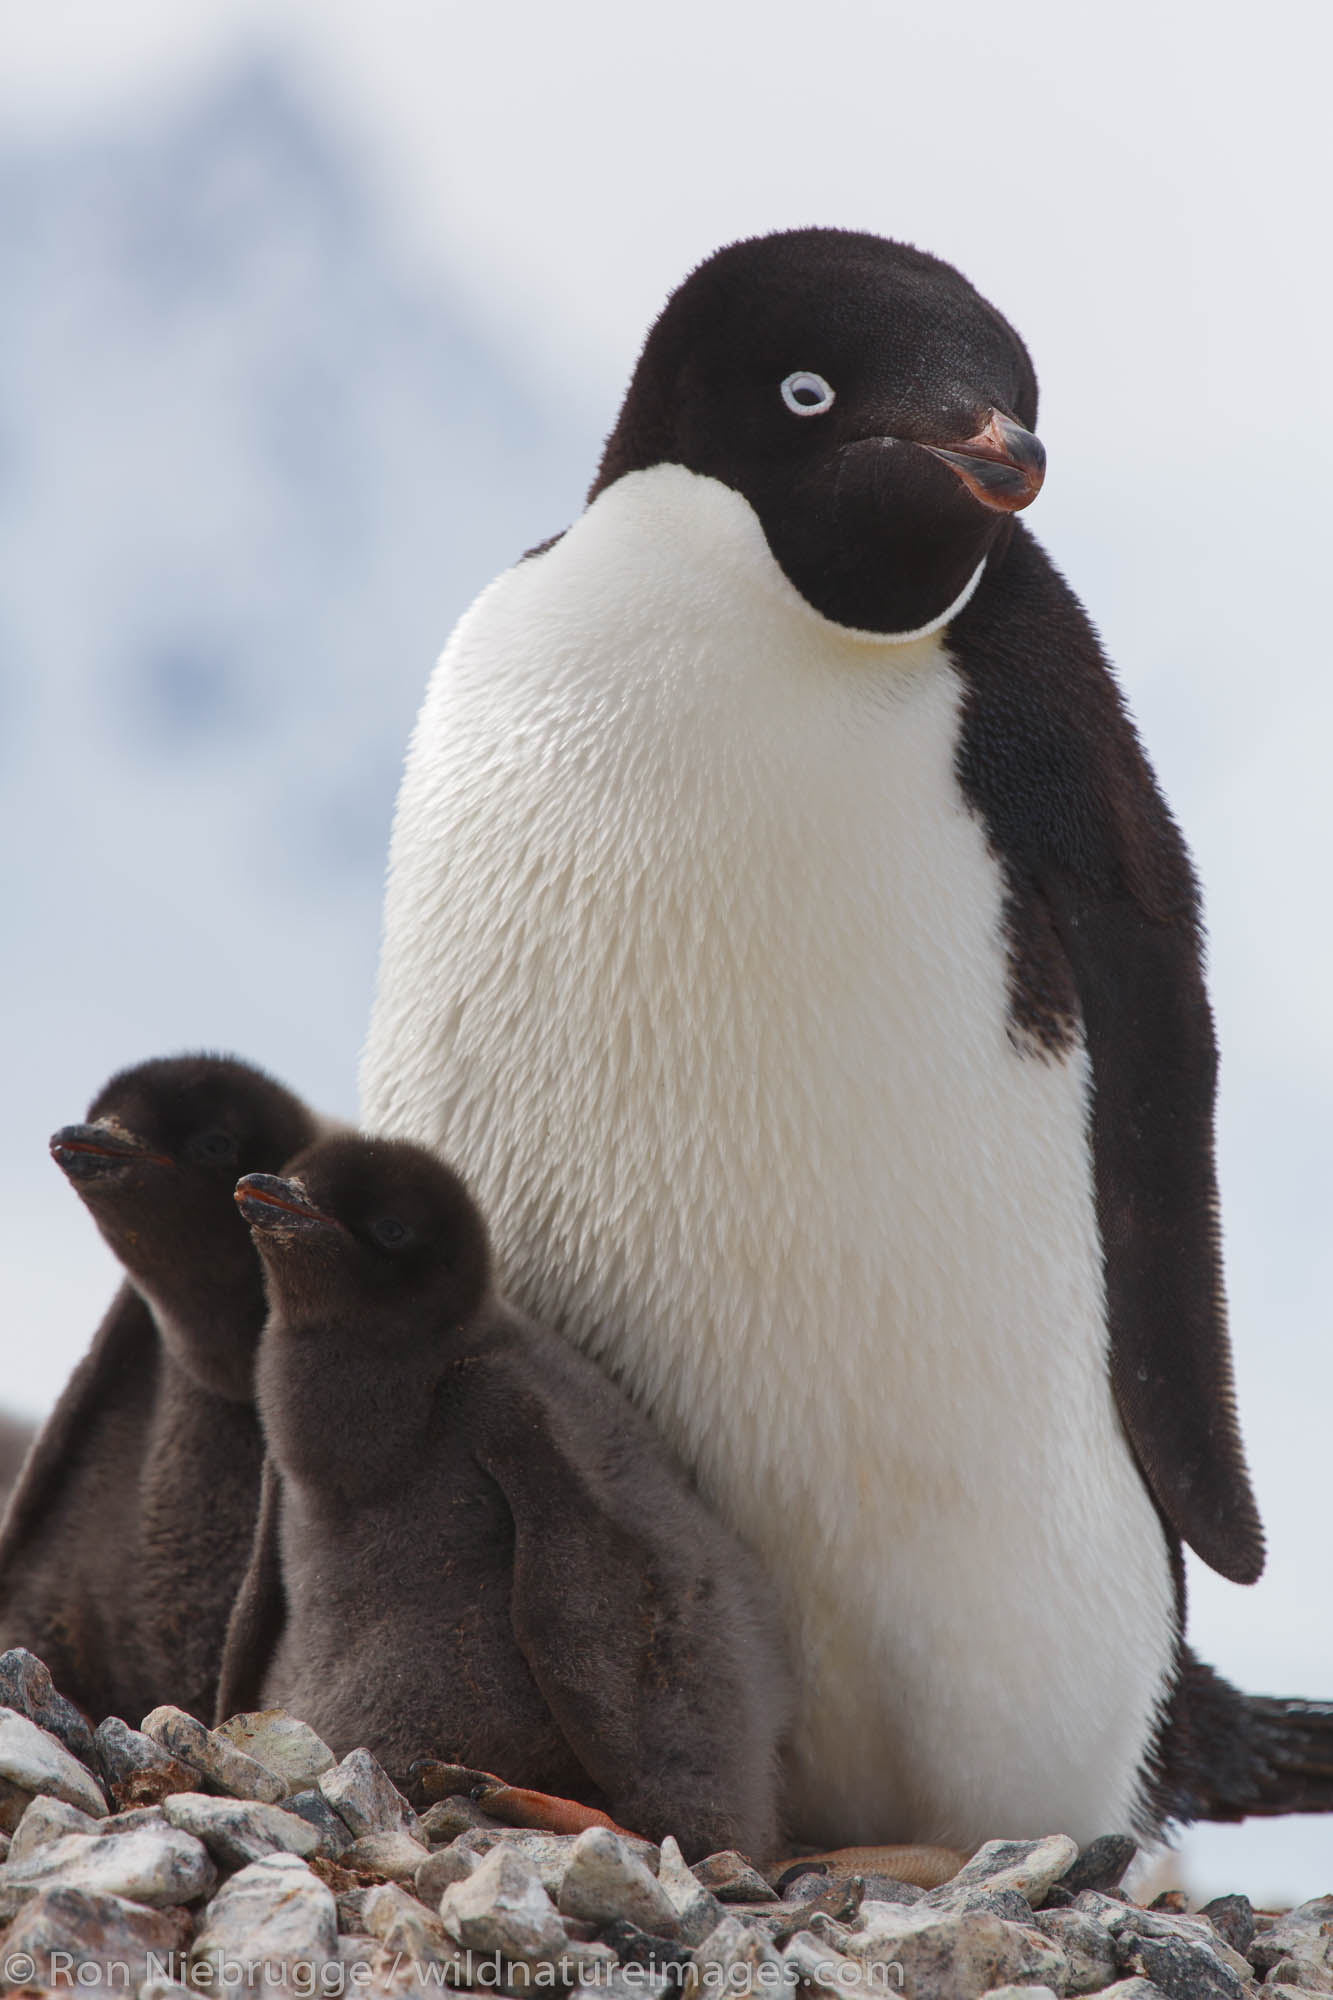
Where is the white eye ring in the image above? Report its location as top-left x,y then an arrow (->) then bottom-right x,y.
781,370 -> 836,417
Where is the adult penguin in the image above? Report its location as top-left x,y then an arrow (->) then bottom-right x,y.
361,228 -> 1330,1851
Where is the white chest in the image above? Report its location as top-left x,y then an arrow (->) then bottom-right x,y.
362,466 -> 1175,1847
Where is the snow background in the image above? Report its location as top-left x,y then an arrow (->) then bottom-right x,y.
1,0 -> 1329,1902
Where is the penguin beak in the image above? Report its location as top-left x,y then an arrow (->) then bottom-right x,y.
918,410 -> 1046,513
235,1173 -> 342,1237
50,1122 -> 174,1182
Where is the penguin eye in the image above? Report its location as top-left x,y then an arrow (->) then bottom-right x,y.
369,1215 -> 413,1251
188,1129 -> 238,1166
780,371 -> 836,417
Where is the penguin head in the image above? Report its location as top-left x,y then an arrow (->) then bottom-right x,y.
50,1053 -> 315,1397
591,227 -> 1043,637
236,1134 -> 493,1338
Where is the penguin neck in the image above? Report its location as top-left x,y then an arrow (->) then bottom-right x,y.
99,1213 -> 264,1403
255,1313 -> 446,1505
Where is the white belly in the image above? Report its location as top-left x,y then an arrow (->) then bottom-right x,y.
361,465 -> 1176,1848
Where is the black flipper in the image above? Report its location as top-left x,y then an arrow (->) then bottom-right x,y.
1156,1648 -> 1333,1823
214,1455 -> 287,1725
950,526 -> 1265,1585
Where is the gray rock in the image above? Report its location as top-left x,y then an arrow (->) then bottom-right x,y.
363,1881 -> 459,1965
558,1825 -> 680,1935
1198,1898 -> 1254,1957
1263,1950 -> 1333,1995
450,1826 -> 577,1896
286,1787 -> 354,1858
687,1915 -> 792,1997
1250,1901 -> 1333,1977
319,1749 -> 419,1840
1114,1928 -> 1246,2000
979,1987 -> 1062,2000
7,1794 -> 101,1864
0,1824 -> 216,1920
438,1843 -> 570,1965
694,1850 -> 780,1904
415,1844 -> 480,1902
657,1835 -> 728,1948
1033,1906 -> 1119,1994
0,1651 -> 95,1764
923,1835 -> 1079,1911
0,1884 -> 193,1991
107,1807 -> 171,1835
0,1707 -> 108,1820
1062,1837 -> 1139,1897
343,1830 -> 432,1881
417,1794 -> 506,1843
138,1980 -> 191,2000
782,1926 -> 866,1993
140,1706 -> 288,1805
0,1831 -> 8,1862
191,1852 -> 338,1993
571,1971 -> 674,2000
1091,1981 -> 1171,2000
845,1902 -> 1068,1998
93,1718 -> 199,1807
213,1711 -> 336,1793
162,1791 -> 322,1869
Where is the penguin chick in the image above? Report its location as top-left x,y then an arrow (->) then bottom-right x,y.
223,1133 -> 792,1863
0,1053 -> 317,1725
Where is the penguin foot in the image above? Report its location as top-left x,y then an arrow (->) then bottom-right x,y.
773,1843 -> 967,1890
472,1782 -> 637,1839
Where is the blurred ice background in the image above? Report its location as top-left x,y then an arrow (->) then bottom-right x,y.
1,0 -> 1328,1901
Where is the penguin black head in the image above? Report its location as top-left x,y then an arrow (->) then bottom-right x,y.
49,1053 -> 316,1398
236,1134 -> 493,1335
591,227 -> 1043,636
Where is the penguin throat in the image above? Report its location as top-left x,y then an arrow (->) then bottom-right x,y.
849,556 -> 987,645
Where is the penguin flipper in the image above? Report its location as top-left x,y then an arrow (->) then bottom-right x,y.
215,1455 -> 286,1725
1038,870 -> 1265,1586
474,1383 -> 782,1861
0,1283 -> 156,1561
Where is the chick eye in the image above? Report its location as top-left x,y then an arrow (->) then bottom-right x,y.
370,1215 -> 412,1250
781,371 -> 836,417
189,1129 -> 237,1165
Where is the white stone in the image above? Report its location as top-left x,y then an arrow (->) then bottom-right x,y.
318,1748 -> 418,1839
439,1842 -> 569,1964
0,1824 -> 215,1920
214,1711 -> 336,1792
557,1824 -> 680,1934
0,1707 -> 108,1819
190,1852 -> 337,1993
162,1791 -> 322,1867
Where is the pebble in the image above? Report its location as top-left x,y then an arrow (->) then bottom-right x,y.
319,1748 -> 419,1839
0,1650 -> 95,1764
694,1848 -> 780,1903
0,1884 -> 193,1991
214,1710 -> 336,1792
1114,1928 -> 1246,2000
7,1794 -> 101,1864
559,1825 -> 682,1935
413,1793 -> 505,1842
190,1852 -> 338,1993
140,1705 -> 288,1804
924,1835 -> 1079,1911
782,1924 -> 867,1993
415,1843 -> 480,1901
0,1708 -> 109,1824
1249,1897 -> 1333,1976
1198,1896 -> 1255,1956
438,1842 -> 570,1965
844,1901 -> 1069,1997
452,1824 -> 581,1894
92,1717 -> 199,1807
161,1790 -> 323,1868
285,1786 -> 355,1858
0,1824 -> 216,1921
342,1829 -> 431,1880
1033,1905 -> 1120,1994
657,1833 -> 727,1946
362,1880 -> 459,1965
686,1913 -> 789,1997
1063,1837 -> 1140,1897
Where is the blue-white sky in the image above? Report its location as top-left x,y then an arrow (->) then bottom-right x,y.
2,0 -> 1330,1901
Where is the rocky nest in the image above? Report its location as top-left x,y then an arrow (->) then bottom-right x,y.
1,1650 -> 1329,1999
